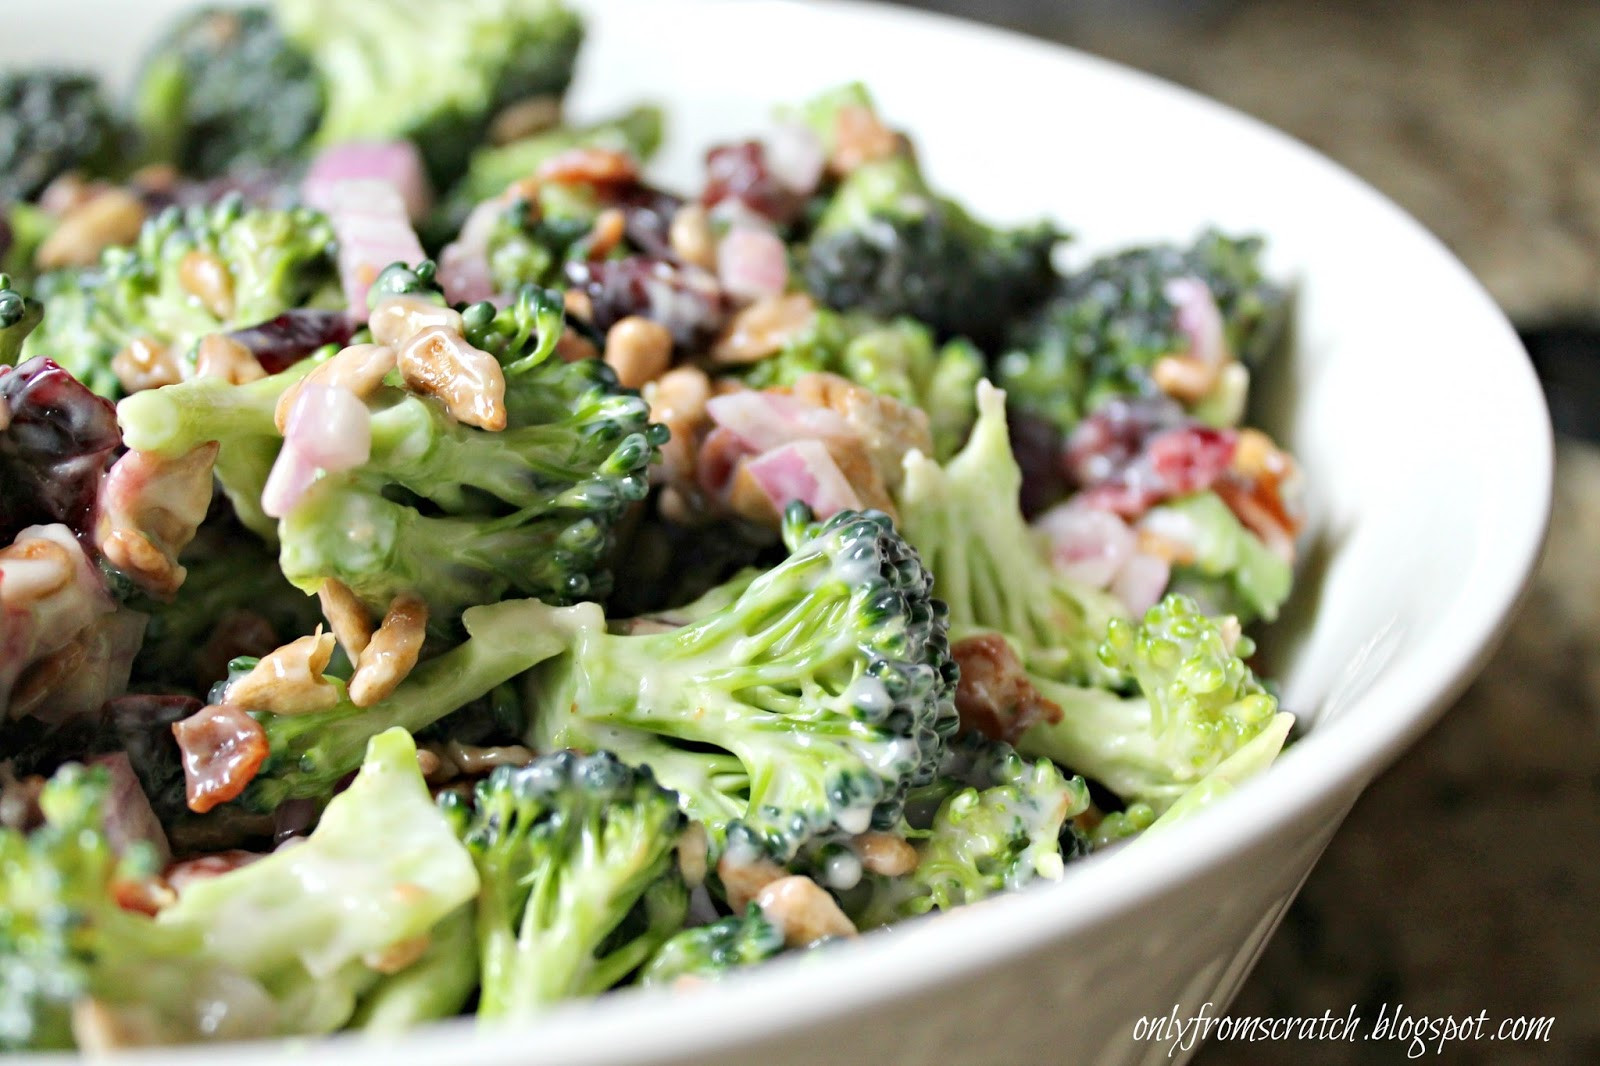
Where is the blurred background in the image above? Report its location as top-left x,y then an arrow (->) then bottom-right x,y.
890,1 -> 1599,1063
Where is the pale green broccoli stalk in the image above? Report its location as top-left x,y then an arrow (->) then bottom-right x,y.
526,505 -> 960,862
738,310 -> 983,459
118,276 -> 665,618
160,728 -> 479,1035
25,196 -> 339,399
1017,594 -> 1286,812
799,101 -> 1062,350
456,105 -> 665,206
277,0 -> 584,191
440,750 -> 688,1019
349,906 -> 477,1032
239,598 -> 571,811
1147,491 -> 1293,625
848,742 -> 1088,929
640,905 -> 785,986
996,230 -> 1286,433
1135,711 -> 1294,837
0,273 -> 42,365
0,764 -> 277,1050
896,381 -> 1126,684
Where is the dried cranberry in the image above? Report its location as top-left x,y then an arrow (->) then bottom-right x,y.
603,182 -> 685,261
1146,426 -> 1238,495
701,141 -> 803,226
1063,395 -> 1188,488
1065,396 -> 1237,518
1008,408 -> 1071,518
227,308 -> 360,374
172,703 -> 268,814
0,357 -> 121,544
565,255 -> 727,351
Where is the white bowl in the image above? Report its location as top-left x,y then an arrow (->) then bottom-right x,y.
5,1 -> 1553,1063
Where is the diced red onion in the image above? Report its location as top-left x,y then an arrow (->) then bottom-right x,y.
706,390 -> 852,453
1111,551 -> 1171,616
262,384 -> 371,518
1165,276 -> 1227,367
303,142 -> 433,222
1034,503 -> 1135,589
438,197 -> 504,306
765,122 -> 826,196
717,226 -> 790,303
744,440 -> 863,519
320,180 -> 426,312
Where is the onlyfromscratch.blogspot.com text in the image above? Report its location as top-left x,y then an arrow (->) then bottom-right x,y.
1134,1002 -> 1555,1059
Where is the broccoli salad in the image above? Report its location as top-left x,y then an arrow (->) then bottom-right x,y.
0,0 -> 1303,1051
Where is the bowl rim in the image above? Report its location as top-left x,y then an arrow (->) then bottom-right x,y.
6,0 -> 1553,1062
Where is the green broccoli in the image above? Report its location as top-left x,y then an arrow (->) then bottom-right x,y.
1145,491 -> 1293,625
640,905 -> 785,986
896,381 -> 1127,684
456,105 -> 665,206
525,505 -> 960,862
0,274 -> 42,365
118,275 -> 664,619
440,750 -> 688,1018
798,95 -> 1062,350
277,0 -> 584,191
2,202 -> 57,284
996,229 -> 1287,433
133,6 -> 324,178
236,598 -> 572,811
739,310 -> 983,460
25,195 -> 339,399
0,72 -> 127,204
348,907 -> 478,1033
849,742 -> 1089,928
1017,594 -> 1287,813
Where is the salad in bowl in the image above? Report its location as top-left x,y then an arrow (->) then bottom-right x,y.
0,0 -> 1305,1051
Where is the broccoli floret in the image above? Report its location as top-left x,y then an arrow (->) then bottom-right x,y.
1017,594 -> 1287,813
1146,491 -> 1293,625
237,599 -> 572,811
0,72 -> 127,204
2,202 -> 57,284
133,6 -> 324,178
277,0 -> 584,191
640,905 -> 784,986
0,274 -> 42,365
440,750 -> 687,1018
348,906 -> 478,1032
849,743 -> 1088,928
801,145 -> 1061,350
455,105 -> 665,207
996,230 -> 1287,433
118,277 -> 664,619
25,196 -> 339,399
157,728 -> 481,1037
896,381 -> 1126,684
526,505 -> 959,862
0,764 -> 274,1049
739,310 -> 983,460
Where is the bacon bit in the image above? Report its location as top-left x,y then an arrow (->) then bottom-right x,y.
173,704 -> 270,814
318,578 -> 374,662
1215,427 -> 1303,559
951,633 -> 1063,745
398,326 -> 508,431
535,146 -> 639,188
164,849 -> 265,893
223,630 -> 340,715
829,106 -> 901,175
348,594 -> 427,707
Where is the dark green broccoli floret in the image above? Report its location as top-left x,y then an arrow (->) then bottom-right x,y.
133,6 -> 324,179
526,505 -> 960,862
1018,594 -> 1291,813
237,599 -> 571,811
440,750 -> 688,1018
896,381 -> 1126,684
277,0 -> 585,190
0,274 -> 42,365
0,72 -> 127,203
119,276 -> 664,619
25,195 -> 339,399
739,309 -> 983,460
996,229 -> 1287,433
640,905 -> 784,986
801,143 -> 1062,350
